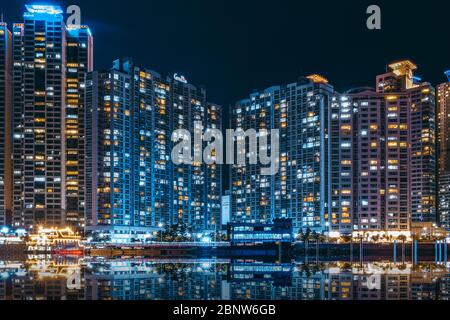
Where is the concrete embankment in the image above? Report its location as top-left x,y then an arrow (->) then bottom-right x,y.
86,243 -> 291,260
292,243 -> 446,261
0,244 -> 28,260
3,242 -> 445,262
87,247 -> 198,258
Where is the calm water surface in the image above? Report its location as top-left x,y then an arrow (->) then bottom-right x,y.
0,258 -> 449,300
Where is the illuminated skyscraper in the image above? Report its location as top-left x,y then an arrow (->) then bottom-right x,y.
204,103 -> 222,232
0,23 -> 12,227
10,5 -> 93,229
86,59 -> 221,241
169,77 -> 222,234
439,174 -> 450,231
64,26 -> 93,229
438,71 -> 450,174
85,60 -> 160,240
379,62 -> 436,230
231,75 -> 333,233
11,5 -> 66,228
330,61 -> 436,237
437,71 -> 450,230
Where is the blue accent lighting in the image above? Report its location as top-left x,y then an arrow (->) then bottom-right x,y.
25,4 -> 63,15
445,70 -> 450,82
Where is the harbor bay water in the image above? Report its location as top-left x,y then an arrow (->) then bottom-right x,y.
0,258 -> 449,300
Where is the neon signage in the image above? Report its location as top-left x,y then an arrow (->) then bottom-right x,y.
174,73 -> 188,84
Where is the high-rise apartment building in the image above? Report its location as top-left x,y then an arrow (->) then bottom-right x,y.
64,26 -> 93,229
0,23 -> 12,227
85,59 -> 221,242
11,21 -> 24,228
204,103 -> 222,232
86,59 -> 171,239
169,76 -> 222,233
437,71 -> 450,230
330,60 -> 436,237
12,5 -> 66,228
231,75 -> 333,233
439,174 -> 450,230
438,72 -> 450,174
10,5 -> 92,229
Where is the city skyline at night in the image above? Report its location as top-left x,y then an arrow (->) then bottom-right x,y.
2,1 -> 450,116
0,3 -> 449,240
2,1 -> 450,309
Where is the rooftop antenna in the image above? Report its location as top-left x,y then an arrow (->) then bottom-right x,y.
445,70 -> 450,82
1,13 -> 4,23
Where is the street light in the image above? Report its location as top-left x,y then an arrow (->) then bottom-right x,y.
158,223 -> 165,242
202,236 -> 212,244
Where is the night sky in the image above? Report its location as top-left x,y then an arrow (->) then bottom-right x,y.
3,0 -> 450,106
2,0 -> 450,190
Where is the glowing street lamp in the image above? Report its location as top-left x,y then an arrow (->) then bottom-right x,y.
158,223 -> 165,242
202,236 -> 212,244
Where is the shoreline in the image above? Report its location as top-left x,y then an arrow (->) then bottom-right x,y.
1,242 -> 448,262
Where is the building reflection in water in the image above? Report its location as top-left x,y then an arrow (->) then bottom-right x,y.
83,260 -> 227,300
0,258 -> 84,300
0,259 -> 450,300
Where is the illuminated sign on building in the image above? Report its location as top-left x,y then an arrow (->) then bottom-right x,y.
174,73 -> 188,84
25,5 -> 64,15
